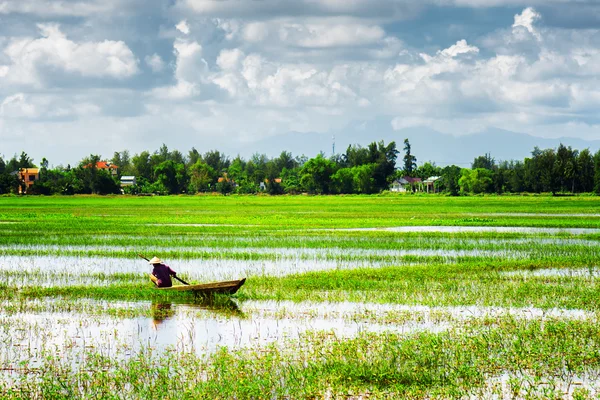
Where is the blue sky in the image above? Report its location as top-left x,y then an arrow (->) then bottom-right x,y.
0,0 -> 599,166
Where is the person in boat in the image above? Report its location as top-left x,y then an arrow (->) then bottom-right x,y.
149,256 -> 177,288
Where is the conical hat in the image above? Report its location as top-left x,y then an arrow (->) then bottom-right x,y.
148,256 -> 162,264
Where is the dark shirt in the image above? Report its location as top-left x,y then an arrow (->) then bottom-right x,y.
152,263 -> 176,287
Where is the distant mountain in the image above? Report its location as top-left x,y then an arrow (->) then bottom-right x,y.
233,118 -> 600,167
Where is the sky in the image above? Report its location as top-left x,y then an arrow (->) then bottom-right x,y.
0,0 -> 599,167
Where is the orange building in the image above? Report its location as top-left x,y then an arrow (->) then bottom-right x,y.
84,161 -> 119,176
18,168 -> 39,194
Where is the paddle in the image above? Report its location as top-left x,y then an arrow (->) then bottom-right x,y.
137,254 -> 190,285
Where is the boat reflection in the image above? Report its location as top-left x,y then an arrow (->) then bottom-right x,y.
151,296 -> 243,328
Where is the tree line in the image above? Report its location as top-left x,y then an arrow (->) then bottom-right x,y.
1,140 -> 600,196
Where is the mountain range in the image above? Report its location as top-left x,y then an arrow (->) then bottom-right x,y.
234,118 -> 600,168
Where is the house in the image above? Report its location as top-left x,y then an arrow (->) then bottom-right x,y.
423,176 -> 441,193
217,174 -> 238,189
260,178 -> 282,191
17,168 -> 39,194
390,177 -> 410,193
391,177 -> 422,193
84,161 -> 118,176
120,176 -> 136,187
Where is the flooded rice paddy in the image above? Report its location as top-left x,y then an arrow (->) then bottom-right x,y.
3,196 -> 600,398
2,298 -> 596,375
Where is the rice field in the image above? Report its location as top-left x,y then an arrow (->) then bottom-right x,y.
1,194 -> 600,398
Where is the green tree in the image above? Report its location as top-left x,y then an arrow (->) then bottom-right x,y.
154,160 -> 188,194
440,165 -> 461,196
459,168 -> 493,194
415,162 -> 441,180
594,150 -> 600,194
343,145 -> 369,168
111,151 -> 132,176
204,150 -> 230,175
331,168 -> 354,194
0,157 -> 19,194
299,153 -> 336,194
471,153 -> 495,170
216,179 -> 234,195
353,164 -> 377,194
189,160 -> 216,193
247,153 -> 268,184
78,154 -> 101,194
555,144 -> 577,192
537,149 -> 559,194
187,148 -> 201,168
132,151 -> 153,181
402,139 -> 417,175
273,151 -> 297,174
281,167 -> 301,194
372,141 -> 399,192
577,149 -> 594,193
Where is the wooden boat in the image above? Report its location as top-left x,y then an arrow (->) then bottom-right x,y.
156,278 -> 246,295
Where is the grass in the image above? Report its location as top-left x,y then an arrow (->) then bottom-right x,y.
2,194 -> 600,397
1,194 -> 600,230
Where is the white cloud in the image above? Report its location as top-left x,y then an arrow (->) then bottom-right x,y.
145,53 -> 165,73
152,39 -> 208,100
217,48 -> 245,71
173,39 -> 206,83
0,92 -> 102,120
0,0 -> 115,17
214,19 -> 240,40
0,24 -> 138,87
512,7 -> 542,40
279,23 -> 385,48
176,20 -> 191,35
0,93 -> 37,118
439,39 -> 479,58
4,0 -> 600,167
243,22 -> 269,43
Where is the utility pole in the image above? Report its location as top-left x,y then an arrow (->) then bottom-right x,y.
332,135 -> 335,156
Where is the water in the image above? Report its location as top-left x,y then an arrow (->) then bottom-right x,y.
1,298 -> 595,373
0,246 -> 529,286
336,226 -> 600,234
504,267 -> 600,278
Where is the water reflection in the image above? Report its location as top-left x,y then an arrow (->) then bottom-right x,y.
151,297 -> 243,328
2,299 -> 595,372
151,303 -> 174,326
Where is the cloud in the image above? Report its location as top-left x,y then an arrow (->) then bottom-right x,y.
4,0 -> 600,168
512,7 -> 542,40
0,24 -> 138,87
173,39 -> 206,83
0,0 -> 114,17
0,93 -> 37,118
439,39 -> 479,58
242,22 -> 269,43
177,0 -> 424,20
279,22 -> 385,48
0,92 -> 102,120
152,38 -> 209,99
145,53 -> 165,73
214,19 -> 240,40
176,20 -> 191,35
216,48 -> 245,70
